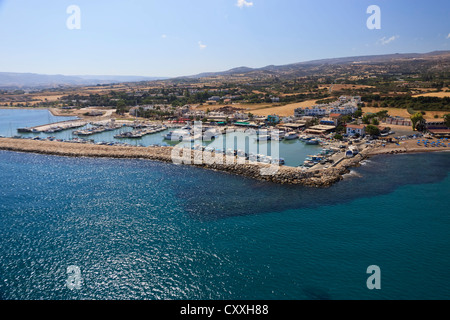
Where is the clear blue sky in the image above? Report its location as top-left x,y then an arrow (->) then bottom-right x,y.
0,0 -> 449,77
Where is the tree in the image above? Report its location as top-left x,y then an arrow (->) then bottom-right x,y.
411,112 -> 424,131
372,118 -> 380,126
444,114 -> 450,128
376,110 -> 389,121
354,110 -> 363,118
366,125 -> 380,136
362,114 -> 373,125
334,134 -> 343,141
116,100 -> 127,116
341,115 -> 353,123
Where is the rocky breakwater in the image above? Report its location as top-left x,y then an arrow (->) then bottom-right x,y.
0,138 -> 368,187
172,149 -> 368,188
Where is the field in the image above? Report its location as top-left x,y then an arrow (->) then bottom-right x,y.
362,107 -> 448,120
413,91 -> 450,98
197,100 -> 319,117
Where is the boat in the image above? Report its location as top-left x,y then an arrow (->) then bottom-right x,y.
305,139 -> 320,145
163,130 -> 191,142
349,146 -> 359,155
284,132 -> 299,140
237,150 -> 248,159
303,160 -> 315,168
346,150 -> 355,158
299,135 -> 311,141
271,158 -> 285,165
248,153 -> 258,162
256,135 -> 271,142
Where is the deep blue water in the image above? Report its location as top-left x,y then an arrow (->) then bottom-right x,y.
0,151 -> 449,300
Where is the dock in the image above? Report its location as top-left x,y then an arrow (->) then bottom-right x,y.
17,120 -> 88,134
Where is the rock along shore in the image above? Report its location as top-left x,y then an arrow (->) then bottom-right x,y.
0,137 -> 432,188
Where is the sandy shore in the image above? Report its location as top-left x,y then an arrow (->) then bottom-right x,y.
0,138 -> 447,187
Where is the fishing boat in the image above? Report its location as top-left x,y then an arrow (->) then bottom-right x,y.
305,139 -> 320,145
303,160 -> 315,168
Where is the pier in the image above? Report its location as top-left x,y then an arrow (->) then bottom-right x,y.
17,120 -> 88,134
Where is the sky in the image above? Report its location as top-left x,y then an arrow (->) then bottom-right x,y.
0,0 -> 449,77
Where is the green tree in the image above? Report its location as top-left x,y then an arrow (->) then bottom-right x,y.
376,110 -> 389,121
365,125 -> 380,136
411,112 -> 424,131
116,100 -> 127,116
372,118 -> 380,126
362,114 -> 373,124
354,110 -> 363,118
341,115 -> 353,123
444,114 -> 450,128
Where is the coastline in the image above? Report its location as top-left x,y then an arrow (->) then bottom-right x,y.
1,138 -> 447,187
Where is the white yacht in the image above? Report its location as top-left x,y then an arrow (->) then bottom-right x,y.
284,132 -> 299,140
163,129 -> 191,141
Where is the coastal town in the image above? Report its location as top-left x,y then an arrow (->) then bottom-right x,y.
1,92 -> 449,186
1,51 -> 449,186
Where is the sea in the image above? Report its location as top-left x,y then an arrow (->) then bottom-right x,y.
0,109 -> 449,300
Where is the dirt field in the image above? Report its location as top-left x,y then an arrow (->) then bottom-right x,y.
198,100 -> 319,117
363,107 -> 447,120
413,91 -> 450,98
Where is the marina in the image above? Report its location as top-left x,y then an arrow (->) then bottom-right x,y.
2,108 -> 449,174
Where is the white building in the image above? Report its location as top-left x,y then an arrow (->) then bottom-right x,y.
346,124 -> 366,137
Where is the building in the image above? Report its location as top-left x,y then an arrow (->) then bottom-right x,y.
428,129 -> 450,138
280,123 -> 306,131
385,116 -> 412,127
233,112 -> 249,120
346,124 -> 366,137
329,113 -> 343,125
305,125 -> 336,135
425,120 -> 447,130
294,97 -> 359,118
351,96 -> 362,104
320,118 -> 337,126
271,96 -> 280,103
207,111 -> 227,122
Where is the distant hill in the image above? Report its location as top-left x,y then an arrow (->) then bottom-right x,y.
184,51 -> 450,80
2,51 -> 449,89
0,73 -> 167,89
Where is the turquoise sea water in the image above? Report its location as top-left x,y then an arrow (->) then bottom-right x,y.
0,150 -> 449,300
0,108 -> 77,136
